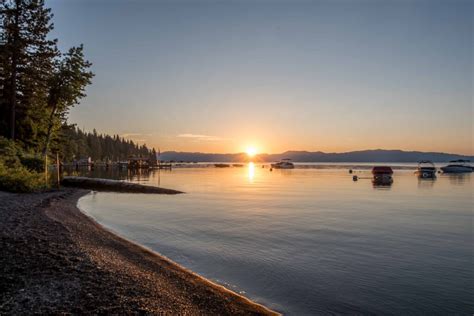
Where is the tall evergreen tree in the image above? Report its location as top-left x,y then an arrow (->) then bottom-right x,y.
1,0 -> 93,164
42,45 -> 93,158
0,0 -> 59,146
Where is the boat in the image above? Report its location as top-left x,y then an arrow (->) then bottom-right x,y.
415,160 -> 437,178
232,164 -> 244,167
271,159 -> 295,169
440,160 -> 473,173
214,163 -> 230,168
372,166 -> 393,185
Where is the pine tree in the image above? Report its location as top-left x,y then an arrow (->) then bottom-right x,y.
42,45 -> 93,158
0,0 -> 59,146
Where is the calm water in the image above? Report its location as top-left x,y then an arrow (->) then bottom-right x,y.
76,164 -> 473,315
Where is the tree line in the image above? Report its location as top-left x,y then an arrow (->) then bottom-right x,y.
59,126 -> 156,162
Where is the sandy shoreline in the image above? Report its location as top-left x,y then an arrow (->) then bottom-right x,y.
0,188 -> 278,315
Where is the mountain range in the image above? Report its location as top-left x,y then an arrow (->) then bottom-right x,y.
159,149 -> 473,163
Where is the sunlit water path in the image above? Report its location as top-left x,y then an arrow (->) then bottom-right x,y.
76,164 -> 473,315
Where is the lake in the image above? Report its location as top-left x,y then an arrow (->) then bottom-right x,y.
76,164 -> 473,315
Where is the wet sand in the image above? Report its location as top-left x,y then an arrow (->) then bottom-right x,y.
0,189 -> 278,315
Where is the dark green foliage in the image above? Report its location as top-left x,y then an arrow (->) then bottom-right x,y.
0,135 -> 42,171
0,136 -> 21,167
57,126 -> 156,162
0,1 -> 96,193
0,0 -> 93,155
42,45 -> 94,157
0,0 -> 59,146
0,136 -> 46,192
0,1 -> 149,193
19,154 -> 43,172
0,161 -> 46,192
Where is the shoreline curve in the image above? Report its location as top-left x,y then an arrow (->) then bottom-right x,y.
0,188 -> 280,315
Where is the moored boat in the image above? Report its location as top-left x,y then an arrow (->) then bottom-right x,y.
440,160 -> 472,173
271,159 -> 295,169
415,160 -> 437,178
372,166 -> 393,185
214,163 -> 231,168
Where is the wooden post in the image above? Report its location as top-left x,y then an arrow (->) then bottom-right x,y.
158,167 -> 161,187
44,155 -> 48,184
56,152 -> 60,189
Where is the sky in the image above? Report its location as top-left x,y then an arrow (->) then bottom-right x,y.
47,0 -> 472,155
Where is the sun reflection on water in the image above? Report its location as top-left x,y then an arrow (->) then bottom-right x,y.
248,162 -> 255,182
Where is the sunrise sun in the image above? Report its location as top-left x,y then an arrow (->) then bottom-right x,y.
246,147 -> 257,157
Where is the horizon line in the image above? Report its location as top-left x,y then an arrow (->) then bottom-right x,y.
160,148 -> 474,157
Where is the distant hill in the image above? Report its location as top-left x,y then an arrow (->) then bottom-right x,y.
160,150 -> 474,163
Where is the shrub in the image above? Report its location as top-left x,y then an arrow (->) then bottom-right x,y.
0,137 -> 49,193
20,155 -> 45,172
0,136 -> 21,167
0,161 -> 47,193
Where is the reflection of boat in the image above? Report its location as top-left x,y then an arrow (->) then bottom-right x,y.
415,160 -> 436,178
271,159 -> 295,169
440,160 -> 472,173
417,177 -> 435,189
372,166 -> 393,185
214,163 -> 230,168
446,173 -> 470,186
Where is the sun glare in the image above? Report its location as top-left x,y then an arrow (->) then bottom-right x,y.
248,162 -> 255,182
246,147 -> 257,157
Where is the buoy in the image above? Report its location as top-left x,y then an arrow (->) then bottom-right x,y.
353,175 -> 358,181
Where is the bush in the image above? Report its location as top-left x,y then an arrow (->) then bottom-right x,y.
20,155 -> 45,172
0,137 -> 49,193
0,136 -> 21,168
0,161 -> 48,193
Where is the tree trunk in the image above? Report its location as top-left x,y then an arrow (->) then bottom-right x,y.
9,54 -> 17,139
9,0 -> 20,139
42,103 -> 58,157
43,98 -> 59,184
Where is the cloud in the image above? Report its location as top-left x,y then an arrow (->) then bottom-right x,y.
177,133 -> 226,141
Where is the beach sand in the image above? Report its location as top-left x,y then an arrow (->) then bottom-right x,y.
0,189 -> 278,315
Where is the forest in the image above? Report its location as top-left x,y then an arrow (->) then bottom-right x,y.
0,0 -> 155,191
59,127 -> 156,162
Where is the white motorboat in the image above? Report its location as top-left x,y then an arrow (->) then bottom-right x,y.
440,160 -> 473,173
415,160 -> 437,178
271,159 -> 295,169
